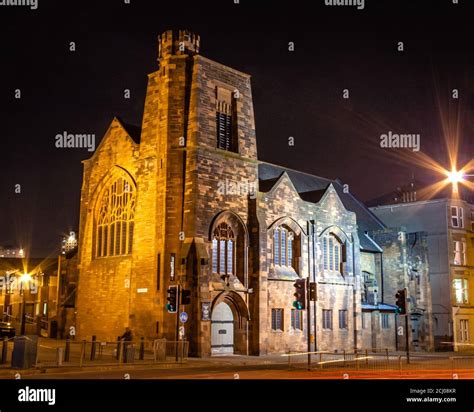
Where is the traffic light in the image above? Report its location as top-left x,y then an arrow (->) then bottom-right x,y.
181,289 -> 191,305
309,282 -> 317,302
167,285 -> 178,313
395,289 -> 407,314
293,278 -> 306,310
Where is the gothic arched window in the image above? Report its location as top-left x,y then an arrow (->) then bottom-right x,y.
211,222 -> 235,275
273,226 -> 295,268
322,234 -> 342,273
95,176 -> 136,258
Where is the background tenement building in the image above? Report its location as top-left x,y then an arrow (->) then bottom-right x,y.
371,197 -> 474,351
75,30 -> 433,356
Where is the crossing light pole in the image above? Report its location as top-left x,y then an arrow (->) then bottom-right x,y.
293,279 -> 306,310
395,288 -> 409,363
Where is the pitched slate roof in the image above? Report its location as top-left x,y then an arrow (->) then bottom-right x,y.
258,162 -> 386,252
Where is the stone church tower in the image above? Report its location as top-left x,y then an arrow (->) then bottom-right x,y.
76,30 -> 259,356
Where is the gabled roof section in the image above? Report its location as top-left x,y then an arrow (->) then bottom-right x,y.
318,183 -> 349,213
258,162 -> 386,252
85,117 -> 140,163
115,117 -> 141,144
259,162 -> 332,193
264,171 -> 301,199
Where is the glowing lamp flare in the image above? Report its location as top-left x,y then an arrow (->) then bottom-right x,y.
20,273 -> 32,283
447,170 -> 464,184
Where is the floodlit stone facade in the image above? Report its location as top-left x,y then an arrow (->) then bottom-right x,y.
75,30 -> 433,356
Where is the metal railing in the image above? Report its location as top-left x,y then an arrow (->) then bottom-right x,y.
284,349 -> 474,373
34,338 -> 189,368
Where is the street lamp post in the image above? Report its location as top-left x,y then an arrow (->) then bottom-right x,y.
19,273 -> 32,336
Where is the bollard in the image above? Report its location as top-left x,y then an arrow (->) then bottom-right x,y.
343,350 -> 346,367
116,336 -> 121,360
56,347 -> 63,366
319,352 -> 323,369
365,349 -> 368,366
64,338 -> 70,362
1,337 -> 8,364
139,337 -> 145,361
99,342 -> 105,359
90,335 -> 97,361
79,340 -> 86,368
385,348 -> 389,362
123,342 -> 128,364
118,340 -> 124,364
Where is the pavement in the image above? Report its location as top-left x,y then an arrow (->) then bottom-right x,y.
2,337 -> 474,379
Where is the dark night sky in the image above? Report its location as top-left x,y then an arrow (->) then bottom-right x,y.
0,0 -> 473,257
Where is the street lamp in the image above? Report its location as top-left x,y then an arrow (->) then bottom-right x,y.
445,169 -> 474,194
447,170 -> 465,184
19,273 -> 32,335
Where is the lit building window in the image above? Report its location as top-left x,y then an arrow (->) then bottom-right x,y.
271,308 -> 284,331
95,176 -> 136,258
291,309 -> 303,331
281,229 -> 287,266
323,237 -> 328,270
322,234 -> 343,273
273,229 -> 280,265
338,309 -> 348,329
227,239 -> 233,275
460,319 -> 470,343
322,309 -> 333,330
453,240 -> 467,266
451,206 -> 464,228
273,226 -> 295,268
219,239 -> 226,274
211,223 -> 235,276
453,278 -> 469,304
212,239 -> 218,273
329,237 -> 334,270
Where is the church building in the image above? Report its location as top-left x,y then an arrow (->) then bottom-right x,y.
75,30 -> 433,356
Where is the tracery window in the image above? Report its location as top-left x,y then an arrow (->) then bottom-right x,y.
273,226 -> 294,268
211,223 -> 235,275
322,234 -> 342,273
95,176 -> 136,257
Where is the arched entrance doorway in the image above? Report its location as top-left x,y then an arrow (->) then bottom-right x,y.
211,302 -> 234,355
210,291 -> 249,356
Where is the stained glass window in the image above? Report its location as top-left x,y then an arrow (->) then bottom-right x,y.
95,176 -> 136,257
212,223 -> 235,276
